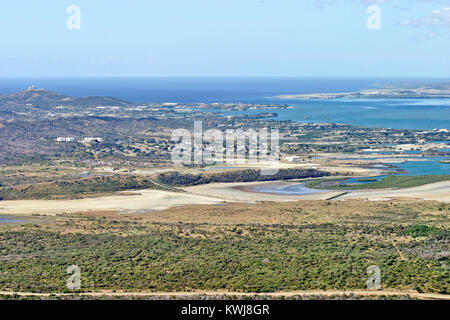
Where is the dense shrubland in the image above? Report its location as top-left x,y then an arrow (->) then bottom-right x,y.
0,175 -> 161,200
157,168 -> 330,186
0,200 -> 448,294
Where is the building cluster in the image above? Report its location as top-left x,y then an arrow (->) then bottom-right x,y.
56,137 -> 103,143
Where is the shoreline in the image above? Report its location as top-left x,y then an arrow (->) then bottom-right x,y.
184,181 -> 342,202
233,181 -> 326,197
1,178 -> 449,217
275,87 -> 450,100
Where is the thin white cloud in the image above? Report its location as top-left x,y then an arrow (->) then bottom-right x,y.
312,0 -> 450,40
399,7 -> 450,27
314,0 -> 450,7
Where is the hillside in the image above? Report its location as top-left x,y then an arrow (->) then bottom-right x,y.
0,88 -> 133,111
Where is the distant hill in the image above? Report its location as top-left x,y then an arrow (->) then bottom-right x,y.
0,88 -> 133,110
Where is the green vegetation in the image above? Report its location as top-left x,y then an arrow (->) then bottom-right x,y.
1,222 -> 448,294
157,168 -> 330,186
306,175 -> 450,190
0,200 -> 448,294
402,225 -> 445,238
356,178 -> 378,182
0,175 -> 162,200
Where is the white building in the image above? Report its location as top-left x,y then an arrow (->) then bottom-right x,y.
56,137 -> 76,142
83,137 -> 103,143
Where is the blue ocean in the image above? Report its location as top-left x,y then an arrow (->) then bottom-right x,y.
0,77 -> 449,130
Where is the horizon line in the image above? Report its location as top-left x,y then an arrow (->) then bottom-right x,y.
0,76 -> 449,79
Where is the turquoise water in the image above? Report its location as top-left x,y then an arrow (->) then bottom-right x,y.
209,98 -> 450,130
250,183 -> 326,195
251,158 -> 450,194
273,98 -> 450,130
362,150 -> 423,155
202,166 -> 236,171
336,157 -> 449,188
350,158 -> 448,175
251,157 -> 449,195
391,157 -> 449,176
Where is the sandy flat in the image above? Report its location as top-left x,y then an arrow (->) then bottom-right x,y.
186,180 -> 450,203
2,180 -> 448,217
184,181 -> 342,202
0,190 -> 224,216
0,181 -> 341,217
339,181 -> 450,202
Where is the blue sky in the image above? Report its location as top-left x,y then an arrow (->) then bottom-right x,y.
0,0 -> 449,77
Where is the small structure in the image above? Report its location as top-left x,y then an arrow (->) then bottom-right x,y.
284,156 -> 302,162
83,137 -> 103,143
56,137 -> 76,142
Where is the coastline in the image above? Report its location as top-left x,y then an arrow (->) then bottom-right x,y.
275,86 -> 450,100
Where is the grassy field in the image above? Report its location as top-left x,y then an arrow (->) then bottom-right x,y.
0,200 -> 448,295
305,175 -> 450,190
